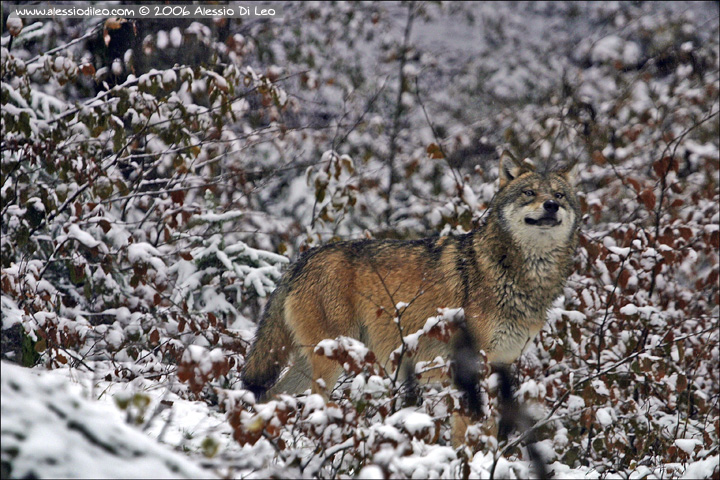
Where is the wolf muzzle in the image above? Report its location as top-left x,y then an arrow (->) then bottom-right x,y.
524,200 -> 561,227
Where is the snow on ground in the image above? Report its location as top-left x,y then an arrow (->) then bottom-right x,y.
1,361 -> 215,479
2,359 -> 718,478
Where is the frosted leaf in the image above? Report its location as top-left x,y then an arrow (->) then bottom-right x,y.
169,27 -> 182,48
386,408 -> 434,435
7,16 -> 23,37
674,439 -> 700,455
67,224 -> 102,249
157,30 -> 168,50
595,407 -> 615,427
127,242 -> 161,263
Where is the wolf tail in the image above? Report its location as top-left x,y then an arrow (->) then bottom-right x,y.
241,286 -> 295,400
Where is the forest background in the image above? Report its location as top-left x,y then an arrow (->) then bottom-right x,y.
1,1 -> 718,478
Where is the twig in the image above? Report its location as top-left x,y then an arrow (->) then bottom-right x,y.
385,1 -> 416,224
25,21 -> 105,65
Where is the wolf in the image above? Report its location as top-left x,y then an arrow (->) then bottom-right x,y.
241,152 -> 579,443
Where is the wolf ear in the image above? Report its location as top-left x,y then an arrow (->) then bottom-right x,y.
558,157 -> 579,185
499,150 -> 531,189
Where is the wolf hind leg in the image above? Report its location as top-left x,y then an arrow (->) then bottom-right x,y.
451,412 -> 497,448
268,352 -> 313,397
268,350 -> 343,399
268,350 -> 343,400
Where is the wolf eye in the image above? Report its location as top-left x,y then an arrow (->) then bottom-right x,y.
523,190 -> 535,197
554,192 -> 565,199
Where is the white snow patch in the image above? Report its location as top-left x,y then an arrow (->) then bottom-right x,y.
596,407 -> 616,427
620,304 -> 638,316
67,224 -> 102,249
1,362 -> 211,478
387,408 -> 435,435
674,438 -> 700,455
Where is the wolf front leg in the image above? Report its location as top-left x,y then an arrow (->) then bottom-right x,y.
451,412 -> 472,447
310,352 -> 343,398
451,411 -> 500,448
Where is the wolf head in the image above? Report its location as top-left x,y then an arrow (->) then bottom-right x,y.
494,152 -> 580,255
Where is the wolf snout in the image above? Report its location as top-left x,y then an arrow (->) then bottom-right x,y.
525,201 -> 562,227
543,199 -> 559,213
